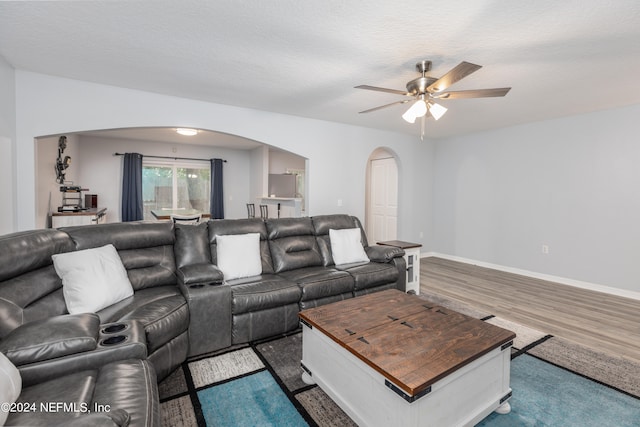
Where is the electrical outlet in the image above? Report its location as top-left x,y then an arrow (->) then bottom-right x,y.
542,245 -> 549,254
419,231 -> 424,239
337,199 -> 343,207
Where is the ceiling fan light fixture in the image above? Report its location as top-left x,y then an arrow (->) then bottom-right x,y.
428,102 -> 448,120
176,128 -> 198,136
402,99 -> 427,123
356,59 -> 510,135
402,109 -> 417,124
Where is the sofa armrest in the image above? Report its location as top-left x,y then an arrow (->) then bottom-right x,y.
365,245 -> 405,263
389,256 -> 407,292
177,263 -> 224,285
178,279 -> 232,357
15,320 -> 147,387
0,314 -> 100,366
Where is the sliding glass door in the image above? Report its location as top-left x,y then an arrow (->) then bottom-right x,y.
142,160 -> 210,220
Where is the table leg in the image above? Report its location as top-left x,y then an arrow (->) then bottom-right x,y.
495,401 -> 511,414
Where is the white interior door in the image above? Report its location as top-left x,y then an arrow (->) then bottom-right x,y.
367,157 -> 398,243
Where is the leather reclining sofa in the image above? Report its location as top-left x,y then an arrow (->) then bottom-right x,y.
0,214 -> 406,426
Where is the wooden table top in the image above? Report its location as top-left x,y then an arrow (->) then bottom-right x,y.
150,208 -> 210,220
299,289 -> 515,398
377,240 -> 423,249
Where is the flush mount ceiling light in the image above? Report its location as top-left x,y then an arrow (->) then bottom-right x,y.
176,128 -> 198,136
356,59 -> 511,138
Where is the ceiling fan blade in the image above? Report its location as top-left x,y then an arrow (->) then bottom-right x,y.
358,99 -> 412,114
426,61 -> 482,93
435,87 -> 511,99
355,85 -> 412,96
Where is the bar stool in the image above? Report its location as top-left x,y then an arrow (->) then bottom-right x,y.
247,203 -> 255,218
259,205 -> 268,219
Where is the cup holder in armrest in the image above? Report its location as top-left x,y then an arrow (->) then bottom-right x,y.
189,281 -> 224,289
101,323 -> 128,334
100,335 -> 127,346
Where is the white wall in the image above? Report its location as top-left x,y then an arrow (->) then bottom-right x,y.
14,71 -> 424,242
433,103 -> 640,293
250,145 -> 269,203
269,149 -> 305,174
0,56 -> 16,234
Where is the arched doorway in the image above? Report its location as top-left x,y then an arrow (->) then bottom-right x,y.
365,148 -> 399,243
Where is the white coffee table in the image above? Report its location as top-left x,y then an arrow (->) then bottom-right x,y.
299,289 -> 515,427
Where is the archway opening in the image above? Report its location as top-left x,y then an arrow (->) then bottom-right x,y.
35,127 -> 307,228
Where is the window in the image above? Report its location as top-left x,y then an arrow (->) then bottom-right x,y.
142,159 -> 210,220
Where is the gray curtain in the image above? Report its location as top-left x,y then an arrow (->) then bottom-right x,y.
122,153 -> 144,221
210,158 -> 224,219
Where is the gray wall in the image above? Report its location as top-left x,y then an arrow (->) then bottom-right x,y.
433,103 -> 640,292
0,56 -> 15,234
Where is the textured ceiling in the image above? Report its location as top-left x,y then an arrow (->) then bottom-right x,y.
2,1 -> 640,139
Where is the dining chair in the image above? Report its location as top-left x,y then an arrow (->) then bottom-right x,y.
170,213 -> 202,225
247,203 -> 256,218
259,205 -> 268,219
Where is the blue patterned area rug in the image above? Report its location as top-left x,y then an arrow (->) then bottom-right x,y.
478,354 -> 640,427
159,315 -> 640,426
159,332 -> 354,427
197,370 -> 306,426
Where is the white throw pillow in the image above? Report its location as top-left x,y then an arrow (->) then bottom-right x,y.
216,233 -> 262,280
0,352 -> 22,425
52,244 -> 134,314
329,228 -> 370,265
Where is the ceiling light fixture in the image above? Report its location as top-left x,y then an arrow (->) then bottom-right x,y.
357,59 -> 510,138
402,97 -> 428,123
427,102 -> 448,120
176,128 -> 198,136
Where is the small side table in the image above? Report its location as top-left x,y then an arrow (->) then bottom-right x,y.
377,240 -> 423,295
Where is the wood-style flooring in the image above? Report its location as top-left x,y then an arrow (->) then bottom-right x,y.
420,257 -> 640,363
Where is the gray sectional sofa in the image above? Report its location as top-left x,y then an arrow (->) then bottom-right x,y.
0,214 -> 406,426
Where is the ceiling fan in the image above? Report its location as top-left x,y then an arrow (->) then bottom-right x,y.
355,60 -> 510,137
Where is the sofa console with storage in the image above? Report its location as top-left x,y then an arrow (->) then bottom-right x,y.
0,214 -> 405,426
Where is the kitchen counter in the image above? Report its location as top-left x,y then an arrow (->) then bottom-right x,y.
52,208 -> 107,227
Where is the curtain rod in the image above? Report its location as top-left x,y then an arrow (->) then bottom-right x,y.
114,153 -> 226,162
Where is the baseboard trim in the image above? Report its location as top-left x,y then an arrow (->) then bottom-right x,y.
421,252 -> 640,302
